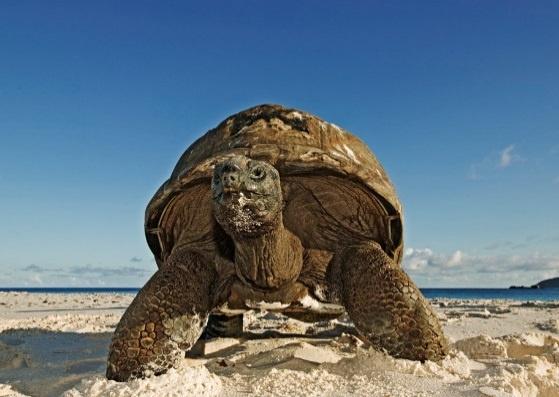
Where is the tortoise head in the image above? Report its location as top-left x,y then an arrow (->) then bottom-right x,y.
212,155 -> 283,237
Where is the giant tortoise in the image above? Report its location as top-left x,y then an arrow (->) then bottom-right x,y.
106,104 -> 448,381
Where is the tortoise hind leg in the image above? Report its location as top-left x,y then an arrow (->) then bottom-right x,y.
106,249 -> 216,381
329,242 -> 448,361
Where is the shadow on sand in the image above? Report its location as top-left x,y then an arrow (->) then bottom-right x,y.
0,329 -> 112,397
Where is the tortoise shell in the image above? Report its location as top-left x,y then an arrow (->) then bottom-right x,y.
145,104 -> 403,268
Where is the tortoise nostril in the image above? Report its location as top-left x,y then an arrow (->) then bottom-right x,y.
222,172 -> 239,187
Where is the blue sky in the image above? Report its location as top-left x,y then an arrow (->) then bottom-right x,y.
1,1 -> 558,287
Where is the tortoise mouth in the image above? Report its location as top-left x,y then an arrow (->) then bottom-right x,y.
212,188 -> 282,236
213,188 -> 271,205
220,188 -> 269,199
214,189 -> 272,214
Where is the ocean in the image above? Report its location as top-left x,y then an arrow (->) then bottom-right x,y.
1,287 -> 559,301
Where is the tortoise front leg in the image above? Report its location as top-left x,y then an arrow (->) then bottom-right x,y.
329,242 -> 448,362
106,249 -> 216,381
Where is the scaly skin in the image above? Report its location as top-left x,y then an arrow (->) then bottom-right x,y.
328,241 -> 448,362
106,249 -> 216,381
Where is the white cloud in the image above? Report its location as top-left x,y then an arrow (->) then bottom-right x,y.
403,247 -> 559,287
0,263 -> 155,287
447,250 -> 463,266
468,144 -> 523,179
498,145 -> 516,168
404,248 -> 463,270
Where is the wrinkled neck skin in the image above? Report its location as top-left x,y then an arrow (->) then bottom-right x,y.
230,213 -> 304,290
211,155 -> 304,291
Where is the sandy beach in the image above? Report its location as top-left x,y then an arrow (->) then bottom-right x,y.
0,292 -> 558,397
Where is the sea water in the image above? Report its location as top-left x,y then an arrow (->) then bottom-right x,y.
1,287 -> 559,301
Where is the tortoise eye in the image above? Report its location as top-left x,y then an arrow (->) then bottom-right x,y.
250,166 -> 266,180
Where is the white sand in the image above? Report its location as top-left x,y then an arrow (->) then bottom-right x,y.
0,292 -> 558,397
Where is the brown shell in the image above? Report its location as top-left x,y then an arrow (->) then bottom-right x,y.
145,104 -> 403,267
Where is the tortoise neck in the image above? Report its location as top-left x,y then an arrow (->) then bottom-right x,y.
232,215 -> 304,290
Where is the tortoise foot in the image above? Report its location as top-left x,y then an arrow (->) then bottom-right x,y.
332,242 -> 448,362
106,250 -> 216,381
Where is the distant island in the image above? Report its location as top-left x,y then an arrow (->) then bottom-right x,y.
509,277 -> 559,289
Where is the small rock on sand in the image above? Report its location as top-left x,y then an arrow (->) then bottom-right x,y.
467,309 -> 492,318
535,319 -> 559,333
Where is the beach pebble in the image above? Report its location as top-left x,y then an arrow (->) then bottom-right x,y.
535,319 -> 559,333
467,309 -> 492,318
488,306 -> 511,314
